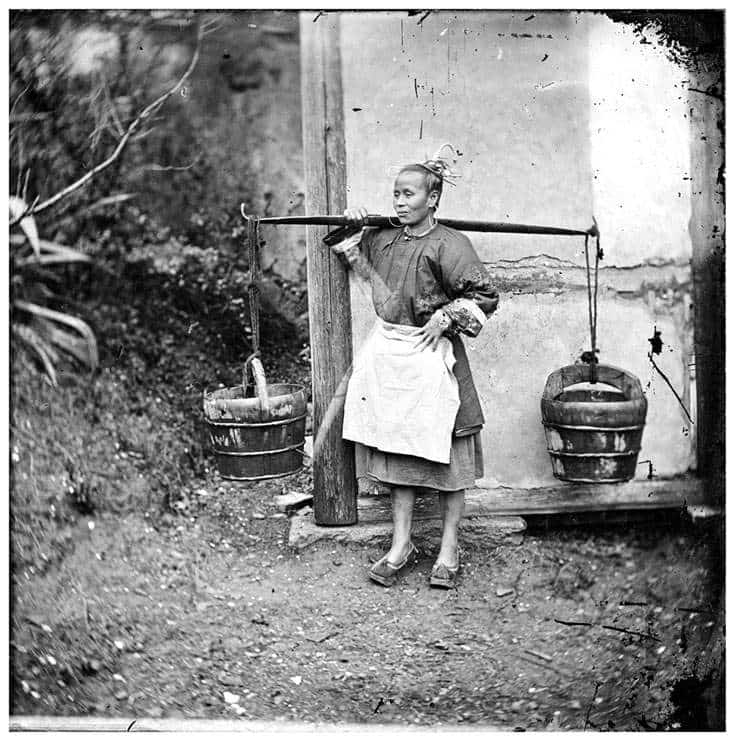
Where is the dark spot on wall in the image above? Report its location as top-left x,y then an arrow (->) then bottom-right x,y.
648,327 -> 663,355
602,10 -> 723,77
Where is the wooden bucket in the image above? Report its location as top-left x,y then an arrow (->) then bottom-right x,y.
203,357 -> 307,481
540,364 -> 647,483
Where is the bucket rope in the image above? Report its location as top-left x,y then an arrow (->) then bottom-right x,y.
243,216 -> 263,397
246,216 -> 261,359
582,224 -> 602,383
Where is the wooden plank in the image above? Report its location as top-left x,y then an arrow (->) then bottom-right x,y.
300,13 -> 356,525
11,716 -> 434,732
357,477 -> 707,522
688,74 -> 725,507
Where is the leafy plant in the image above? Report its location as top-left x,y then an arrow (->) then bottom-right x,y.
10,196 -> 98,386
9,16 -> 208,386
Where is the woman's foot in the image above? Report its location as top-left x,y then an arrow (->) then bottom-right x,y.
429,549 -> 461,589
385,541 -> 414,566
434,490 -> 464,589
434,545 -> 459,571
369,542 -> 419,587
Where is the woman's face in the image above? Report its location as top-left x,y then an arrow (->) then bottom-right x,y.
393,170 -> 439,227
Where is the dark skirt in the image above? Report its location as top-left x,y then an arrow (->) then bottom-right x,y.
355,432 -> 483,494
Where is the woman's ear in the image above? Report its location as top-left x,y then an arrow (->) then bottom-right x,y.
428,190 -> 440,209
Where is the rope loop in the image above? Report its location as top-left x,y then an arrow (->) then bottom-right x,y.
581,223 -> 602,383
242,350 -> 262,397
245,216 -> 261,358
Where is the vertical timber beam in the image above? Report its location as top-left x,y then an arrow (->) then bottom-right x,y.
688,65 -> 725,508
687,27 -> 725,729
300,12 -> 357,525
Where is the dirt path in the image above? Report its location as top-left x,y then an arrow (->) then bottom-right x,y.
9,247 -> 722,730
11,477 -> 720,730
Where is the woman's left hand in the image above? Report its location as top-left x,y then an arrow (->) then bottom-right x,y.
414,310 -> 451,352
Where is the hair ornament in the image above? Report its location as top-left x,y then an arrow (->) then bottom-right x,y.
420,143 -> 461,186
386,143 -> 462,185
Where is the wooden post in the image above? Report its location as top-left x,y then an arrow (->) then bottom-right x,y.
688,72 -> 725,507
300,12 -> 357,525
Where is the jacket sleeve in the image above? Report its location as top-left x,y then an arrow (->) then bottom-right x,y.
339,227 -> 376,281
433,236 -> 499,337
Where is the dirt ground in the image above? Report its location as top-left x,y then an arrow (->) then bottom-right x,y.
9,249 -> 723,731
10,479 -> 722,730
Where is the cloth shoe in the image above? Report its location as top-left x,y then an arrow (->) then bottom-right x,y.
429,555 -> 461,589
368,542 -> 419,587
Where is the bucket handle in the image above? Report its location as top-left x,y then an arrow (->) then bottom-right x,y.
243,354 -> 270,415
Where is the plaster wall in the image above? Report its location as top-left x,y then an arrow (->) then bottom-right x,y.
341,11 -> 695,488
342,11 -> 594,263
468,293 -> 692,487
588,15 -> 692,266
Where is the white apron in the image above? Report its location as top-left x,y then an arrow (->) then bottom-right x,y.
342,318 -> 460,464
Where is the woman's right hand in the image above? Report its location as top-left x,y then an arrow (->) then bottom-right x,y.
331,229 -> 363,264
343,207 -> 369,225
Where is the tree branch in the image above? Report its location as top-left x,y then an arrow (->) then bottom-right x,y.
143,160 -> 197,172
102,76 -> 126,138
10,82 -> 32,118
9,20 -> 208,227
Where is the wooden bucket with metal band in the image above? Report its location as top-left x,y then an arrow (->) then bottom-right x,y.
541,364 -> 647,483
203,357 -> 307,481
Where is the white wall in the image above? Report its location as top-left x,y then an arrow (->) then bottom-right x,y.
340,11 -> 695,487
588,14 -> 691,266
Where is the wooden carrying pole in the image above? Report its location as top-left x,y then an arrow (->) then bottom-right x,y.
257,214 -> 596,237
300,13 -> 357,525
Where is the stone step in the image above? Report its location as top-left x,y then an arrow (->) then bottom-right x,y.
288,511 -> 526,551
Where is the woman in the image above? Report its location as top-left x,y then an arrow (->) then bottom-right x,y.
334,148 -> 499,589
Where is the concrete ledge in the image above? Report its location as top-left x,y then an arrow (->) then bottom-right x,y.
482,257 -> 691,296
288,513 -> 527,551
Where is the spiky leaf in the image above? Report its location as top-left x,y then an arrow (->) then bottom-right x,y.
9,196 -> 41,258
38,319 -> 97,370
14,300 -> 98,371
13,323 -> 59,386
15,239 -> 92,267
